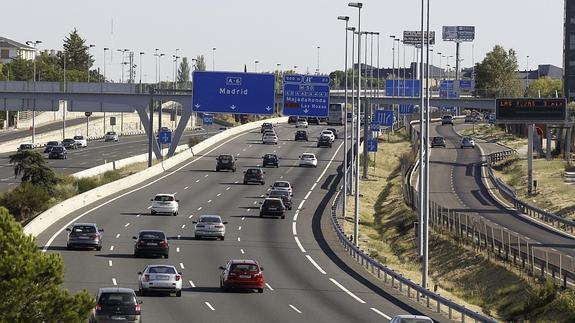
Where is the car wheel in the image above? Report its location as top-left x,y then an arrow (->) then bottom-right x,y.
243,181 -> 248,185
173,212 -> 177,216
164,253 -> 169,259
233,168 -> 236,173
140,288 -> 146,297
96,246 -> 102,251
220,236 -> 225,241
216,168 -> 219,172
281,215 -> 285,219
66,245 -> 73,250
176,290 -> 182,297
258,288 -> 264,293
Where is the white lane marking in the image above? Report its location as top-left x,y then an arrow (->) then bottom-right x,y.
173,192 -> 178,195
197,207 -> 203,211
184,186 -> 189,190
234,181 -> 238,184
249,145 -> 252,147
242,148 -> 246,151
124,223 -> 130,228
195,179 -> 200,183
207,200 -> 212,203
147,205 -> 152,209
260,194 -> 265,198
294,236 -> 306,253
179,263 -> 185,269
280,176 -> 283,179
240,248 -> 245,254
189,280 -> 196,288
304,191 -> 311,200
265,283 -> 274,291
177,234 -> 181,239
310,183 -> 317,191
241,217 -> 245,221
136,213 -> 141,217
115,234 -> 120,239
181,224 -> 186,229
238,226 -> 242,231
329,278 -> 365,304
112,278 -> 117,286
297,201 -> 305,210
253,201 -> 258,205
292,222 -> 297,235
370,308 -> 391,319
110,245 -> 114,251
176,247 -> 180,253
306,255 -> 326,275
188,214 -> 194,219
293,211 -> 300,222
204,174 -> 209,178
205,302 -> 215,311
237,237 -> 241,242
247,209 -> 251,212
217,193 -> 221,197
289,304 -> 302,314
108,260 -> 113,267
226,187 -> 231,190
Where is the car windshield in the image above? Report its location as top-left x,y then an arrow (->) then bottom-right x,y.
63,139 -> 75,143
73,136 -> 83,140
246,169 -> 260,174
231,264 -> 259,272
273,182 -> 289,188
52,147 -> 64,152
297,131 -> 306,134
20,144 -> 32,149
72,225 -> 96,233
99,293 -> 136,305
322,131 -> 332,134
139,231 -> 165,239
219,155 -> 233,160
264,199 -> 283,208
302,154 -> 314,159
154,195 -> 174,202
200,216 -> 221,223
270,190 -> 289,197
433,137 -> 443,142
47,141 -> 59,146
148,266 -> 176,274
264,155 -> 277,160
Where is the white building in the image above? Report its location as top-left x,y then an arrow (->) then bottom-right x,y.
0,36 -> 35,64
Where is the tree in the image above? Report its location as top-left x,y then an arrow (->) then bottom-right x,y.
0,207 -> 94,321
329,70 -> 346,89
9,150 -> 58,191
526,77 -> 563,98
62,28 -> 94,71
177,57 -> 191,89
474,45 -> 522,98
0,183 -> 51,221
194,55 -> 206,71
5,56 -> 33,81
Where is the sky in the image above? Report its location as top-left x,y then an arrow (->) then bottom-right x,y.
2,0 -> 564,83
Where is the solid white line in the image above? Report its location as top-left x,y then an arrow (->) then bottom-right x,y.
289,304 -> 302,314
304,191 -> 312,200
205,302 -> 215,311
112,278 -> 117,286
240,249 -> 245,254
108,260 -> 113,267
184,186 -> 189,190
124,223 -> 130,228
176,247 -> 180,253
110,245 -> 114,251
293,211 -> 299,221
294,236 -> 306,253
370,308 -> 391,320
265,283 -> 274,291
306,255 -> 326,275
181,224 -> 186,229
179,263 -> 185,269
238,226 -> 242,231
297,201 -> 305,210
188,280 -> 195,288
292,222 -> 297,235
115,234 -> 120,239
329,278 -> 365,303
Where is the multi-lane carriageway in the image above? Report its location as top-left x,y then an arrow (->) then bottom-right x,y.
35,123 -> 443,322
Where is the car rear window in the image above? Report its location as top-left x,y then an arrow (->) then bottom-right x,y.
231,264 -> 259,272
99,293 -> 136,305
47,141 -> 59,146
148,266 -> 176,274
270,190 -> 289,197
74,136 -> 83,140
106,132 -> 116,135
264,199 -> 283,208
52,147 -> 64,152
246,169 -> 260,174
72,225 -> 96,233
274,182 -> 289,188
200,216 -> 221,223
219,155 -> 233,160
139,231 -> 165,239
154,195 -> 174,202
302,154 -> 314,159
63,139 -> 75,143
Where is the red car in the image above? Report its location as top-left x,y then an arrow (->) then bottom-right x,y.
219,259 -> 265,293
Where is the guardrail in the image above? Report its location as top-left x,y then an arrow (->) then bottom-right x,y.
330,181 -> 497,322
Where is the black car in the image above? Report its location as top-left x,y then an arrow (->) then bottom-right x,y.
216,154 -> 237,172
317,136 -> 332,148
326,127 -> 340,139
307,117 -> 320,125
262,154 -> 279,168
48,146 -> 67,159
261,122 -> 273,133
91,287 -> 142,323
243,168 -> 265,185
260,198 -> 286,219
294,130 -> 308,141
133,230 -> 169,258
62,138 -> 78,150
44,141 -> 60,153
431,136 -> 446,148
288,116 -> 298,124
268,189 -> 292,210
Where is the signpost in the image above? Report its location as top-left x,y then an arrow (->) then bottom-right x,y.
159,130 -> 172,145
192,71 -> 275,115
374,110 -> 394,127
203,114 -> 214,125
495,98 -> 568,123
442,26 -> 476,41
283,74 -> 330,117
402,31 -> 435,46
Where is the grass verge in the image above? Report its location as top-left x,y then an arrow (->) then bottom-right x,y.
460,124 -> 527,150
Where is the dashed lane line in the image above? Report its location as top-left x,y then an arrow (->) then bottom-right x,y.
329,278 -> 366,304
370,308 -> 391,320
205,302 -> 215,311
265,283 -> 274,291
289,304 -> 302,314
306,255 -> 326,275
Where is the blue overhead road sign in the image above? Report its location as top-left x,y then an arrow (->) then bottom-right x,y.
192,71 -> 275,115
399,104 -> 415,114
283,74 -> 330,117
385,80 -> 420,97
374,110 -> 394,127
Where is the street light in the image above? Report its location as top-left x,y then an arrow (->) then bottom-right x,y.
337,14 -> 349,219
254,60 -> 259,73
26,40 -> 41,146
316,46 -> 321,75
212,47 -> 216,71
347,26 -> 356,195
348,1 -> 362,247
139,52 -> 144,85
87,44 -> 95,82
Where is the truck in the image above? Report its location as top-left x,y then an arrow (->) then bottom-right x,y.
327,103 -> 345,125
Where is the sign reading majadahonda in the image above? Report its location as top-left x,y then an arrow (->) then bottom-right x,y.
495,98 -> 568,123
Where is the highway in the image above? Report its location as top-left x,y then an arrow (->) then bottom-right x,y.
428,121 -> 575,259
0,116 -> 95,142
0,125 -> 220,192
36,123 -> 442,322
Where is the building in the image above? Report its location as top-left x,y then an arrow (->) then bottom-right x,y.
518,64 -> 563,90
565,0 -> 575,102
0,36 -> 35,64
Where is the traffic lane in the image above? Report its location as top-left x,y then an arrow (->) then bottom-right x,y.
454,123 -> 514,155
437,125 -> 575,256
0,117 -> 99,142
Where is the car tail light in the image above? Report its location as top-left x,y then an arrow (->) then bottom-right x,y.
143,274 -> 149,282
137,240 -> 145,246
175,274 -> 181,281
90,234 -> 98,240
160,240 -> 168,248
135,304 -> 141,314
95,304 -> 102,311
254,272 -> 263,278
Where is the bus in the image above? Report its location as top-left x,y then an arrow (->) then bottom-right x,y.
327,103 -> 345,125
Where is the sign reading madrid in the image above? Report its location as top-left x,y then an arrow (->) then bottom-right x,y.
192,71 -> 275,115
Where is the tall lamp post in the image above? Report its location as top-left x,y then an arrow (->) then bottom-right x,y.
139,52 -> 145,85
348,26 -> 356,195
316,46 -> 321,75
117,49 -> 129,83
212,47 -> 216,71
87,44 -> 95,82
103,47 -> 109,133
254,60 -> 260,73
348,1 -> 362,247
26,40 -> 41,145
338,15 -> 350,220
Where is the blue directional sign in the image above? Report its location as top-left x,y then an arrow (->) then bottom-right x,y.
192,71 -> 275,115
439,80 -> 459,98
385,80 -> 420,97
399,104 -> 415,114
367,138 -> 378,152
202,114 -> 214,125
370,122 -> 381,132
373,110 -> 394,127
283,74 -> 330,117
159,130 -> 172,145
459,80 -> 473,90
488,113 -> 496,124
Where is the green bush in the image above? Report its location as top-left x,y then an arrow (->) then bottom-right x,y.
101,170 -> 123,184
76,177 -> 100,194
0,183 -> 51,222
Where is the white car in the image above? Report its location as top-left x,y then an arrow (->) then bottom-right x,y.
262,133 -> 278,145
320,130 -> 335,142
104,131 -> 119,142
73,135 -> 88,148
389,315 -> 433,323
271,180 -> 292,196
138,264 -> 182,297
150,194 -> 179,216
296,119 -> 308,128
460,136 -> 476,149
298,153 -> 318,168
193,215 -> 227,240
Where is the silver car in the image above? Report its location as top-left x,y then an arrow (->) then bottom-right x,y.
460,136 -> 476,149
138,265 -> 182,297
105,131 -> 119,142
389,315 -> 433,323
262,133 -> 278,145
193,215 -> 227,240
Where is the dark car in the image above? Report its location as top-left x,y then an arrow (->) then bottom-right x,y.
430,136 -> 446,148
17,143 -> 34,152
48,146 -> 68,159
261,122 -> 273,133
294,130 -> 308,141
243,168 -> 265,185
91,287 -> 142,323
268,189 -> 292,210
133,230 -> 169,258
262,154 -> 279,168
44,141 -> 60,153
326,127 -> 340,139
260,198 -> 286,219
288,116 -> 298,124
317,135 -> 333,148
216,154 -> 237,172
307,117 -> 320,125
62,138 -> 79,149
66,223 -> 103,250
